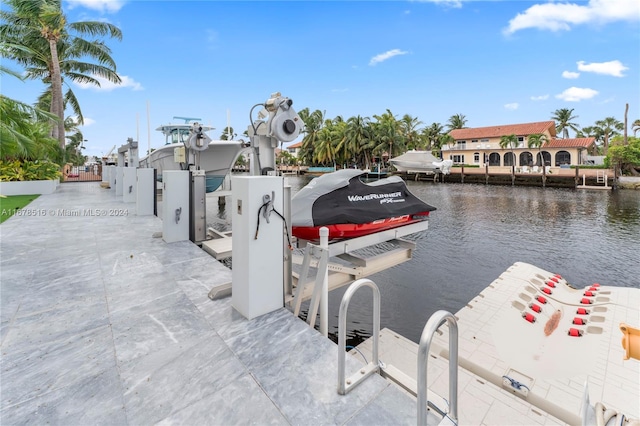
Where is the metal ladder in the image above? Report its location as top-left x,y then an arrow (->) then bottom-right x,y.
337,279 -> 460,425
337,278 -> 380,395
418,311 -> 459,425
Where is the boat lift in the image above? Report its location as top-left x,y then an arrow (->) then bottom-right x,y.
289,220 -> 429,335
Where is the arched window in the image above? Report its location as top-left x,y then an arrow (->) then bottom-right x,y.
535,151 -> 552,166
504,152 -> 516,166
520,152 -> 533,167
555,151 -> 571,166
489,152 -> 500,166
473,152 -> 480,164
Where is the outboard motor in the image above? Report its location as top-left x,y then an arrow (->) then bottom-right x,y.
433,159 -> 454,175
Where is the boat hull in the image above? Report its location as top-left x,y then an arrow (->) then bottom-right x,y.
292,212 -> 431,241
139,141 -> 248,192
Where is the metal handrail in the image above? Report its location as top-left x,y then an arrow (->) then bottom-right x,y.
337,278 -> 381,395
417,310 -> 459,425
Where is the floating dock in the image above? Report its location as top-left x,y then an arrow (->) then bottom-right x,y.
354,262 -> 640,424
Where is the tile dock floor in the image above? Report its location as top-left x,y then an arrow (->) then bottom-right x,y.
0,182 -> 425,425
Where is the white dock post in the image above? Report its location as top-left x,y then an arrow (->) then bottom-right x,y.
136,168 -> 155,216
115,166 -> 124,196
108,166 -> 116,190
122,168 -> 137,203
162,170 -> 189,243
320,227 -> 329,337
231,176 -> 284,320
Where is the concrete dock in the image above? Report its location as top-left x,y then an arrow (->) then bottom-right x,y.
0,182 -> 424,425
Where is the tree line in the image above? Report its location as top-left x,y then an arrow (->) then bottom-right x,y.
292,107 -> 639,172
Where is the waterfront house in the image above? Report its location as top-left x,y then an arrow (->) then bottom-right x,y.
286,141 -> 303,157
445,121 -> 596,168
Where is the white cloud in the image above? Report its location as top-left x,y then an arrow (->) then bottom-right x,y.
75,74 -> 143,91
80,117 -> 96,126
504,0 -> 640,34
530,94 -> 549,101
577,60 -> 628,77
369,49 -> 409,66
562,71 -> 580,79
555,87 -> 599,102
66,0 -> 126,13
504,103 -> 519,110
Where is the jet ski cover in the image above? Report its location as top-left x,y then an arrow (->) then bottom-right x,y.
291,169 -> 436,227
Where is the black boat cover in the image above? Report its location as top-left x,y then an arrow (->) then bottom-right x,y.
291,169 -> 436,227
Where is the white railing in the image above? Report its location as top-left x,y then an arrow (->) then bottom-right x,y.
337,279 -> 381,395
418,310 -> 459,425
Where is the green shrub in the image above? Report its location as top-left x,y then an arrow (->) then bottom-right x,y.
0,160 -> 62,182
571,164 -> 608,169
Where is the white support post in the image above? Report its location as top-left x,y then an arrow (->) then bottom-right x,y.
231,176 -> 284,320
122,168 -> 137,203
115,167 -> 124,196
320,227 -> 329,337
108,166 -> 116,190
136,168 -> 155,216
162,171 -> 189,243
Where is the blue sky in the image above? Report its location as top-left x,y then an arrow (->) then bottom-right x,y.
3,0 -> 639,159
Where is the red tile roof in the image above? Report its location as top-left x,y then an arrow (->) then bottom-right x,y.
287,141 -> 303,149
544,138 -> 595,148
450,121 -> 556,140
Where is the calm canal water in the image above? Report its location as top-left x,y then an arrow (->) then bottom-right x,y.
210,177 -> 640,344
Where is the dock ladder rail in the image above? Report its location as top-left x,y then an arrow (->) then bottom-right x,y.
418,310 -> 459,426
337,278 -> 381,395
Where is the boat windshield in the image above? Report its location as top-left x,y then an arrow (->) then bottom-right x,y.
169,129 -> 190,145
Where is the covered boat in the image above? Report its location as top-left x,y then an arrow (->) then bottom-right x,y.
291,169 -> 436,241
389,150 -> 453,175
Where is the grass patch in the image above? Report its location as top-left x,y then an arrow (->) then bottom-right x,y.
0,194 -> 40,224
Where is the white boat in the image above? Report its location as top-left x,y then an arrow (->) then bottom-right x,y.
389,150 -> 453,175
139,118 -> 249,192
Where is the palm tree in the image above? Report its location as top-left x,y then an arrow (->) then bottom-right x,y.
220,126 -> 237,140
0,95 -> 59,162
576,126 -> 604,155
594,117 -> 623,155
399,114 -> 423,150
329,116 -> 349,167
551,108 -> 580,139
0,58 -> 60,162
500,134 -> 518,184
1,0 -> 122,150
527,133 -> 549,184
315,119 -> 337,166
439,134 -> 455,159
372,109 -> 403,165
345,115 -> 371,168
297,108 -> 324,165
422,122 -> 444,151
446,113 -> 467,132
527,134 -> 548,166
632,119 -> 640,137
